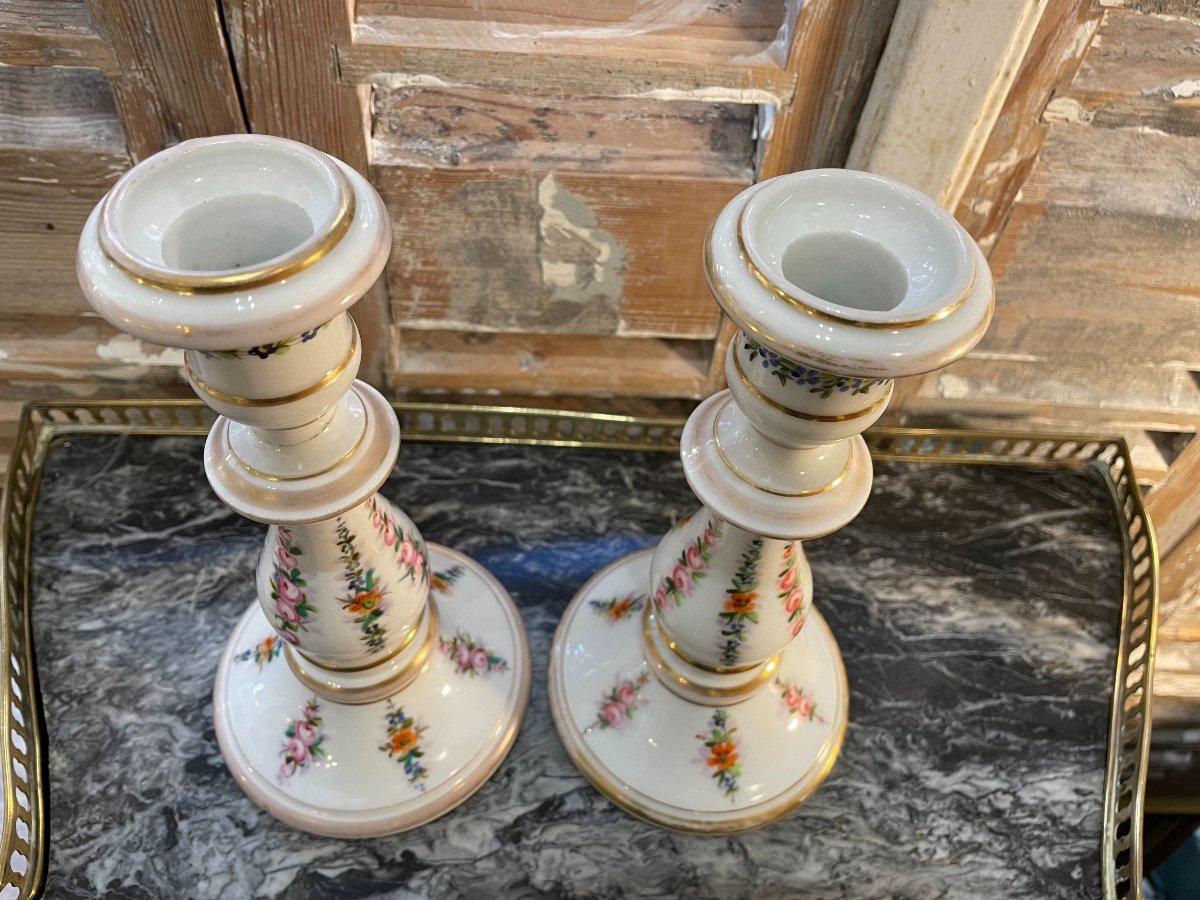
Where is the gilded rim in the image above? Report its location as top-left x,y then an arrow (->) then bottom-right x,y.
98,150 -> 356,293
547,550 -> 850,834
229,409 -> 369,483
641,604 -> 781,701
730,348 -> 894,423
732,206 -> 974,330
183,326 -> 359,408
711,398 -> 853,499
284,599 -> 440,701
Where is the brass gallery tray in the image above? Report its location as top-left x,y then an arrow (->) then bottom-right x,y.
0,400 -> 1157,899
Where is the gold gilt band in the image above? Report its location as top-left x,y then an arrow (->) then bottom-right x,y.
184,326 -> 358,409
98,169 -> 356,294
641,605 -> 780,700
732,209 -> 973,330
730,350 -> 893,423
711,400 -> 854,499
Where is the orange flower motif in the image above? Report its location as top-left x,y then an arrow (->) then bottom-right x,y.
258,635 -> 276,655
348,589 -> 381,616
707,741 -> 738,770
724,592 -> 757,614
608,597 -> 635,621
430,574 -> 449,593
390,727 -> 418,754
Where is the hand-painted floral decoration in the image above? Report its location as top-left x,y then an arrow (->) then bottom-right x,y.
368,497 -> 428,586
589,593 -> 646,623
379,702 -> 428,789
430,565 -> 465,594
654,517 -> 722,608
775,677 -> 824,724
279,697 -> 324,780
697,709 -> 741,798
335,518 -> 389,653
719,538 -> 764,665
270,527 -> 315,645
779,542 -> 806,637
233,634 -> 282,670
745,338 -> 884,398
202,324 -> 324,359
589,669 -> 651,731
439,632 -> 509,677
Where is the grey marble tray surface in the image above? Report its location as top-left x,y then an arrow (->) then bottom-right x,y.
19,419 -> 1148,899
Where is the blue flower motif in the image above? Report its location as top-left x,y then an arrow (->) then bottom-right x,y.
248,343 -> 276,359
300,327 -> 321,343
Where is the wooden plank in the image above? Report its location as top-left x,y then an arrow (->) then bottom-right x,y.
386,329 -> 711,398
1020,123 -> 1200,221
355,0 -> 792,67
0,315 -> 186,384
83,0 -> 245,160
0,64 -> 125,150
847,0 -> 1051,212
341,42 -> 795,106
0,0 -> 117,70
759,0 -> 900,177
952,0 -> 1102,251
1147,438 -> 1200,558
375,167 -> 737,339
372,87 -> 755,180
0,148 -> 127,316
221,0 -> 368,172
1049,9 -> 1200,137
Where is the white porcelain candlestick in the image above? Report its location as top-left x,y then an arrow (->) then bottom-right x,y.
76,135 -> 531,837
548,170 -> 994,832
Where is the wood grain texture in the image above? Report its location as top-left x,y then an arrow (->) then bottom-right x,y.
221,0 -> 367,172
1147,437 -> 1200,558
355,0 -> 791,66
372,86 -> 755,179
759,0 -> 899,177
1052,8 -> 1200,138
0,0 -> 117,70
376,167 -> 738,339
385,329 -> 711,398
951,0 -> 1102,251
342,42 -> 795,106
84,0 -> 245,159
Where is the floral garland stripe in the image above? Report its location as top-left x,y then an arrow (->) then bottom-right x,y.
718,538 -> 764,666
744,338 -> 883,399
279,697 -> 324,780
380,702 -> 429,790
697,709 -> 741,798
589,669 -> 651,731
654,517 -> 722,609
271,527 -> 315,645
335,518 -> 389,653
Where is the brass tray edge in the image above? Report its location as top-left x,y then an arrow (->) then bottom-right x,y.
0,399 -> 1159,900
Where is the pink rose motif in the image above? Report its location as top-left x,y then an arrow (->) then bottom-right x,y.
470,647 -> 489,673
383,519 -> 398,547
281,630 -> 301,646
277,527 -> 293,545
654,586 -> 668,608
455,643 -> 472,670
303,704 -> 319,720
276,599 -> 301,624
413,553 -> 425,577
399,540 -> 415,565
294,719 -> 318,744
287,736 -> 308,764
779,566 -> 797,592
276,546 -> 298,570
276,575 -> 302,604
685,545 -> 704,570
601,701 -> 625,727
783,685 -> 803,710
703,527 -> 716,548
785,589 -> 804,614
617,684 -> 637,706
797,694 -> 814,719
279,759 -> 296,779
791,617 -> 806,637
372,508 -> 383,529
672,564 -> 692,593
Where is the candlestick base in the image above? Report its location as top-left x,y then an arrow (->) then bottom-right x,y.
213,545 -> 530,837
548,549 -> 848,833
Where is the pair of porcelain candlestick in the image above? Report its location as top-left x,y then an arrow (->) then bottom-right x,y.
76,136 -> 992,836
